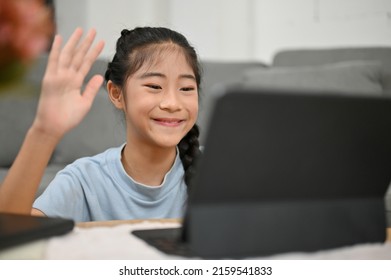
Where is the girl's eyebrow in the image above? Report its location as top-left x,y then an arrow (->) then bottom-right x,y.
139,72 -> 165,79
139,72 -> 196,81
180,74 -> 196,81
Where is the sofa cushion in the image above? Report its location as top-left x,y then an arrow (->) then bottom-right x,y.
84,57 -> 109,83
0,85 -> 40,167
273,47 -> 391,68
51,88 -> 126,164
272,47 -> 391,95
242,61 -> 383,95
198,61 -> 267,142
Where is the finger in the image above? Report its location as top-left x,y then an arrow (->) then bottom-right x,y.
58,27 -> 84,68
79,40 -> 105,77
70,28 -> 98,70
45,34 -> 62,74
82,75 -> 104,105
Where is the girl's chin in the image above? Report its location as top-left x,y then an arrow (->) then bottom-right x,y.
153,135 -> 186,148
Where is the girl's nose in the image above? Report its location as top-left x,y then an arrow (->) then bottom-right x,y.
159,89 -> 182,111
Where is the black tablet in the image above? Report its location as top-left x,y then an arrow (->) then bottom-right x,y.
0,212 -> 74,250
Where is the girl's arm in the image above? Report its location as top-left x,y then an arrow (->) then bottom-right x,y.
0,28 -> 105,214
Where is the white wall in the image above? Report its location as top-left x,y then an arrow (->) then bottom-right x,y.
254,0 -> 391,63
54,0 -> 87,39
168,0 -> 255,61
54,0 -> 169,59
54,0 -> 391,63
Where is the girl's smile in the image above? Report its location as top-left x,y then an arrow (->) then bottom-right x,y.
152,117 -> 185,127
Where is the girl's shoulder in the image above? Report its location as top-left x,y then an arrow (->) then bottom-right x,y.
64,143 -> 125,172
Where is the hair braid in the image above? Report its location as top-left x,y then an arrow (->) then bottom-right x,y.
178,124 -> 201,189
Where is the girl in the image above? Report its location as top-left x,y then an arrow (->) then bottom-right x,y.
0,27 -> 202,222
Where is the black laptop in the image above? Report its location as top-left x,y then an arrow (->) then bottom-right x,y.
0,212 -> 74,251
132,86 -> 391,259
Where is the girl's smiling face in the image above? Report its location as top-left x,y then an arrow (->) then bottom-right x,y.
112,45 -> 199,150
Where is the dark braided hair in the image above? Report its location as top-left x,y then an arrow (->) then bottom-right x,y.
178,125 -> 201,189
104,27 -> 202,188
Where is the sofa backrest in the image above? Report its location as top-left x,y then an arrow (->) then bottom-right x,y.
0,54 -> 125,167
0,87 -> 40,167
198,61 -> 267,142
272,47 -> 391,95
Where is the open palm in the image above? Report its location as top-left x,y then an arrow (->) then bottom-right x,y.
33,28 -> 105,139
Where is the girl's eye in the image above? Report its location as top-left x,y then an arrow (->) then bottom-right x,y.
145,84 -> 161,90
181,87 -> 195,92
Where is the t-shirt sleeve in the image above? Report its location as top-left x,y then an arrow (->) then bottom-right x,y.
33,167 -> 90,222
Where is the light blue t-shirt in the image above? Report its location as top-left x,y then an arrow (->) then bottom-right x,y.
33,144 -> 188,222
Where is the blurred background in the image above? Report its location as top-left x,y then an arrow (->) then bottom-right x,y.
54,0 -> 391,63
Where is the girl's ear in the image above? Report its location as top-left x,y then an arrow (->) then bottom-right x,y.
107,81 -> 124,109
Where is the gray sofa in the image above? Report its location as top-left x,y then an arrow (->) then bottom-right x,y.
1,47 -> 391,226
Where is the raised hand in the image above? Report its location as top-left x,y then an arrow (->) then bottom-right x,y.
0,28 -> 105,214
32,28 -> 105,140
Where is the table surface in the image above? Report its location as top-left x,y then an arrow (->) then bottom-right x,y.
77,219 -> 391,243
76,218 -> 181,228
1,220 -> 390,260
